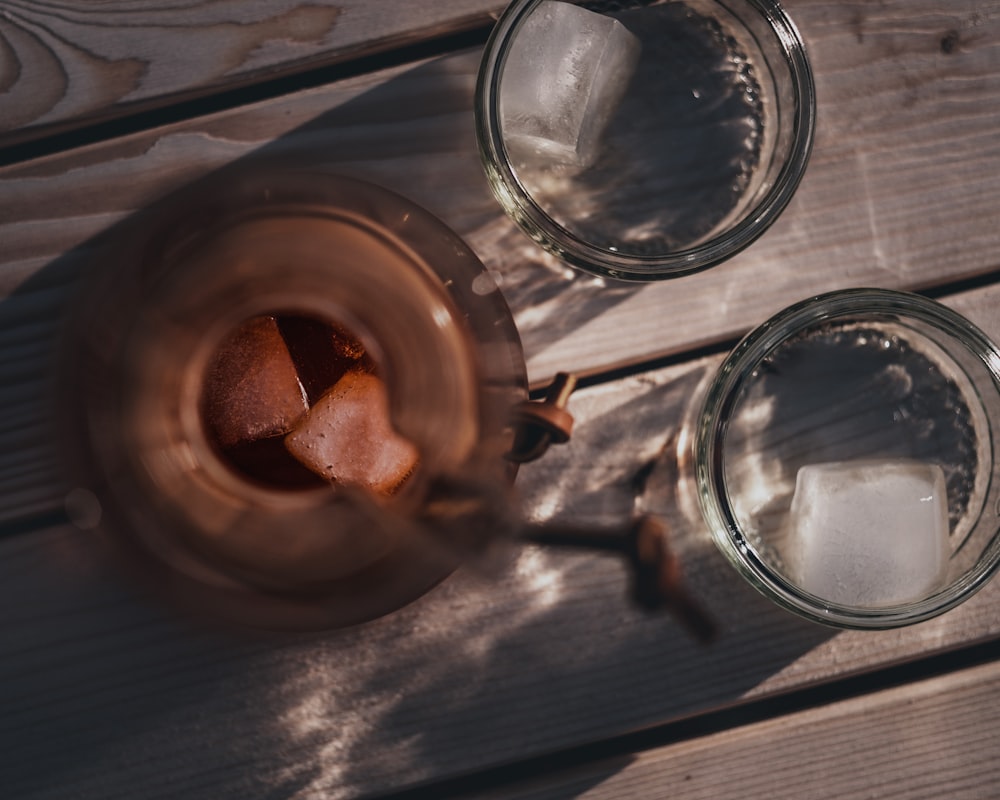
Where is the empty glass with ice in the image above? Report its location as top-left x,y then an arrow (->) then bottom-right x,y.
477,0 -> 816,279
694,290 -> 1000,628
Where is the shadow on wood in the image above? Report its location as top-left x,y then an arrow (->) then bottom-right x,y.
0,52 -> 828,800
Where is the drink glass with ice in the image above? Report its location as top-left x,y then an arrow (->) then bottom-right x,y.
477,0 -> 816,279
693,289 -> 1000,628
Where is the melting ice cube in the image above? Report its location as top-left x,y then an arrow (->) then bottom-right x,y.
201,315 -> 308,448
499,0 -> 641,168
284,372 -> 419,494
788,460 -> 950,607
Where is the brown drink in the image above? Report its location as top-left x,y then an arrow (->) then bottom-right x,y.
63,169 -> 526,629
200,312 -> 416,493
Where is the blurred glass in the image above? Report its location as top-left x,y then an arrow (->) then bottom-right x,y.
60,167 -> 527,629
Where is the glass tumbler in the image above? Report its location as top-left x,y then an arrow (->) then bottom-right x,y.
476,0 -> 816,280
695,289 -> 1000,628
60,167 -> 527,630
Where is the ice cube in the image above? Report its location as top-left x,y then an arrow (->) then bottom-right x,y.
284,372 -> 419,495
499,0 -> 641,168
201,315 -> 309,448
788,460 -> 950,607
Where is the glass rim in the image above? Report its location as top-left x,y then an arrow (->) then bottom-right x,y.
695,288 -> 1000,629
474,0 -> 818,281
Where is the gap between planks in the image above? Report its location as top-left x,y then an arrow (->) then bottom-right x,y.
360,636 -> 1000,800
0,22 -> 496,168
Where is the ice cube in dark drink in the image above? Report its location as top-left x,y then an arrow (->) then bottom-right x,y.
201,315 -> 309,449
200,313 -> 416,492
285,371 -> 419,495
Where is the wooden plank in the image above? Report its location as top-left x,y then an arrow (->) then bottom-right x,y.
2,249 -> 997,527
2,5 -> 999,797
0,488 -> 998,797
3,281 -> 1000,797
1,0 -> 998,380
466,657 -> 1000,800
0,0 -> 505,148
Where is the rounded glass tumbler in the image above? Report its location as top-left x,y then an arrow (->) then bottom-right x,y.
695,289 -> 1000,628
476,0 -> 816,280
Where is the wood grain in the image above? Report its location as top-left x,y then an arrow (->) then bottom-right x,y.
3,2 -> 1000,798
2,281 -> 1000,797
1,498 -> 999,799
2,0 -> 1000,524
467,658 -> 1000,799
1,0 -> 998,372
0,0 -> 506,147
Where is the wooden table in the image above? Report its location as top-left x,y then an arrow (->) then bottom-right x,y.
3,1 -> 1000,797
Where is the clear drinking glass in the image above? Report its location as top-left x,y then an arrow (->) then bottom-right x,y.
695,289 -> 1000,628
476,0 -> 816,280
60,167 -> 527,629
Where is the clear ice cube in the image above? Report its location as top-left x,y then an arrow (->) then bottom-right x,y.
788,460 -> 950,607
499,0 -> 641,168
284,372 -> 419,494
